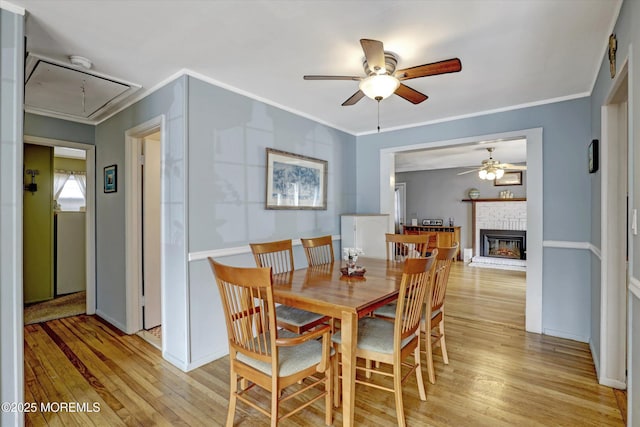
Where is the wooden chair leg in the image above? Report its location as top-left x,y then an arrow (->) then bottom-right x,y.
271,386 -> 279,427
365,359 -> 372,378
325,361 -> 333,425
414,334 -> 427,401
227,368 -> 238,427
426,328 -> 436,384
393,362 -> 406,427
333,344 -> 341,408
439,320 -> 449,364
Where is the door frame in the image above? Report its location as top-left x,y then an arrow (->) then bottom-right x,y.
124,116 -> 165,338
379,127 -> 543,333
599,55 -> 630,389
394,182 -> 406,233
23,135 -> 96,315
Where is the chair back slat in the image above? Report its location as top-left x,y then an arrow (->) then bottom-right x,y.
395,254 -> 436,341
386,233 -> 431,262
301,235 -> 334,266
250,239 -> 294,274
430,244 -> 458,312
209,259 -> 276,363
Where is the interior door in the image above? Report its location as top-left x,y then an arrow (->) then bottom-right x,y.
142,136 -> 162,329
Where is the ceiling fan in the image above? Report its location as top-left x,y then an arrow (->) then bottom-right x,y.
458,147 -> 527,180
303,39 -> 462,106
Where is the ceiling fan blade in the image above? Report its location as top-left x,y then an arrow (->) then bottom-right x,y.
457,169 -> 480,175
360,39 -> 386,72
395,83 -> 428,104
303,75 -> 361,81
342,90 -> 365,106
499,164 -> 527,170
396,58 -> 462,80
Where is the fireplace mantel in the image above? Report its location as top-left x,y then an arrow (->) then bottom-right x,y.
462,198 -> 527,202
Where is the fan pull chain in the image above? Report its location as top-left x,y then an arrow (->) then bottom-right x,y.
81,79 -> 86,113
376,96 -> 382,133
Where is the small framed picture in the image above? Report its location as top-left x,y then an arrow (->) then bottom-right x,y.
494,171 -> 522,186
588,139 -> 599,173
104,164 -> 117,193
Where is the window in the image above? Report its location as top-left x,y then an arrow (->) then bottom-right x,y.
57,175 -> 86,211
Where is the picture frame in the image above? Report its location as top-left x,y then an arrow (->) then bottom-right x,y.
104,164 -> 117,193
588,139 -> 599,173
494,171 -> 522,186
265,148 -> 327,210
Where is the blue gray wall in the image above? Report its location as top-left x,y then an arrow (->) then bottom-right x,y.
0,7 -> 24,425
24,113 -> 95,145
95,76 -> 188,365
396,166 -> 527,250
186,76 -> 356,365
357,98 -> 592,342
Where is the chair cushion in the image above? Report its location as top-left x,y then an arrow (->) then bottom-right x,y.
374,303 -> 441,321
276,305 -> 325,327
237,330 -> 333,377
331,317 -> 415,355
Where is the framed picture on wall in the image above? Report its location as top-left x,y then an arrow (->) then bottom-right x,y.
494,171 -> 522,186
104,164 -> 117,193
265,148 -> 327,210
588,139 -> 599,173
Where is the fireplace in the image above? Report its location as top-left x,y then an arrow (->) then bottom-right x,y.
480,229 -> 526,260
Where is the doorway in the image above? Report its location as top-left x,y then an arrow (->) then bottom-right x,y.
123,117 -> 165,351
394,182 -> 406,233
22,135 -> 96,321
600,58 -> 629,389
139,132 -> 162,348
379,128 -> 543,333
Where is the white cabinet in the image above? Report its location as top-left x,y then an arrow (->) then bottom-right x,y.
340,214 -> 390,259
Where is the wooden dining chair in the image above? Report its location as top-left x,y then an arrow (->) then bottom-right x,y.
250,239 -> 330,334
385,233 -> 430,262
301,235 -> 335,266
423,243 -> 458,384
331,256 -> 434,427
403,229 -> 438,253
209,259 -> 333,427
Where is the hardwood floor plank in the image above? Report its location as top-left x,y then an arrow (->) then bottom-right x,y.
24,263 -> 623,426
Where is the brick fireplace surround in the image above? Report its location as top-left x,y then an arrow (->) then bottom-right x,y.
466,199 -> 527,270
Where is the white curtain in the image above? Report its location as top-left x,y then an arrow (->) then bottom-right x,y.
74,172 -> 87,198
53,171 -> 71,200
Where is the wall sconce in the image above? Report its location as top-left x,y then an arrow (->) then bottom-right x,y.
24,169 -> 39,194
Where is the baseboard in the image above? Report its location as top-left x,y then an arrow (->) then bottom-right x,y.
95,309 -> 127,333
163,351 -> 189,372
543,328 -> 589,343
599,376 -> 627,390
590,339 -> 601,380
185,351 -> 228,371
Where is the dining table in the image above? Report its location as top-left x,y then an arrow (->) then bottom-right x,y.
271,257 -> 405,427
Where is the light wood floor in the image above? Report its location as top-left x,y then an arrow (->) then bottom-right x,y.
24,264 -> 623,426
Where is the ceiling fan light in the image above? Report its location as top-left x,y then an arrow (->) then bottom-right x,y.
495,168 -> 505,179
359,74 -> 400,100
486,170 -> 496,180
478,169 -> 488,179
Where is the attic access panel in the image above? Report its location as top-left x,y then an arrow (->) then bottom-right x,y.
25,59 -> 134,120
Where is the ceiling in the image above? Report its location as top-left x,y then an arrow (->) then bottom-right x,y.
11,0 -> 621,136
395,138 -> 526,173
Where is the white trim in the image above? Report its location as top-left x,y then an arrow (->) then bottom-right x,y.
23,135 -> 97,315
0,0 -> 25,14
379,128 -> 543,334
188,235 -> 342,262
24,108 -> 97,126
598,377 -> 628,390
358,93 -> 589,136
95,309 -> 127,333
541,241 -> 606,261
543,328 -> 589,343
185,351 -> 227,372
600,54 -> 630,389
630,276 -> 640,300
590,339 -> 601,380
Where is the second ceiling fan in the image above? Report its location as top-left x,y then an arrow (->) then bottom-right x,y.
304,38 -> 462,106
